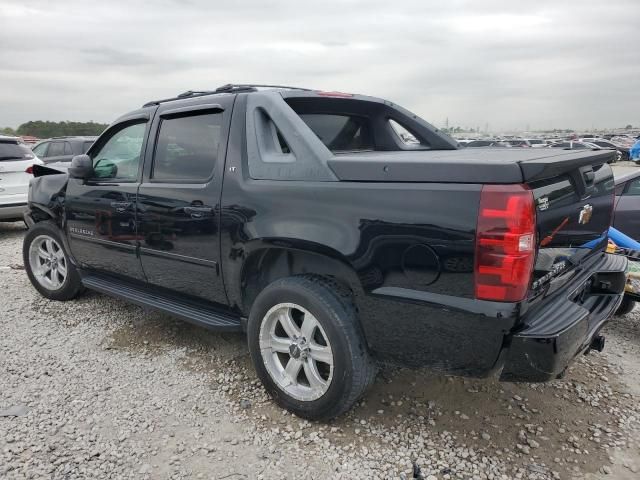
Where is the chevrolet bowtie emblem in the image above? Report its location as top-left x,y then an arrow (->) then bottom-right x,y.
578,204 -> 593,225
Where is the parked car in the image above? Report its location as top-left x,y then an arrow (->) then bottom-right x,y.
31,136 -> 96,164
613,168 -> 640,240
23,84 -> 626,420
0,135 -> 43,221
524,139 -> 547,148
550,141 -> 596,149
465,140 -> 510,147
505,139 -> 531,148
590,140 -> 629,161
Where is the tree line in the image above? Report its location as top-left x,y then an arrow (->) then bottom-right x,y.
1,121 -> 108,138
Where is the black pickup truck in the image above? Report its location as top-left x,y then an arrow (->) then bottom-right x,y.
23,84 -> 626,420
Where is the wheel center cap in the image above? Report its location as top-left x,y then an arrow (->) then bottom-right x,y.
289,344 -> 302,359
289,338 -> 308,360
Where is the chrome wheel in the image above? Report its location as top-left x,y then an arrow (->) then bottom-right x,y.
259,303 -> 334,401
28,235 -> 67,291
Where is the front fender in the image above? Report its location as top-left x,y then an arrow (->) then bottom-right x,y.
28,169 -> 69,221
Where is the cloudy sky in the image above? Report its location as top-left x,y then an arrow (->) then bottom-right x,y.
1,0 -> 638,132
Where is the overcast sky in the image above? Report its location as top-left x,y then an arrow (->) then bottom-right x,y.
1,0 -> 638,132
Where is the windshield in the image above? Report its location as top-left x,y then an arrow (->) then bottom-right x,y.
0,142 -> 35,161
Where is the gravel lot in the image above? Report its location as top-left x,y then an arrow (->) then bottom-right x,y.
1,220 -> 639,480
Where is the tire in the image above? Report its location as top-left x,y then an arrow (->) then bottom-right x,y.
247,275 -> 376,420
23,221 -> 84,301
615,296 -> 635,316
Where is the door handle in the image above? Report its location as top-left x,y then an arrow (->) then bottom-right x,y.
183,206 -> 213,218
110,201 -> 132,213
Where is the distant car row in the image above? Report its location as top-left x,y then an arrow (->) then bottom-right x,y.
0,136 -> 95,222
457,136 -> 635,163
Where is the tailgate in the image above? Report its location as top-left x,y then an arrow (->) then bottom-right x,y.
520,150 -> 616,298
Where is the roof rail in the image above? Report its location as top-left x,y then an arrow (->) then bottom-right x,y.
142,83 -> 313,107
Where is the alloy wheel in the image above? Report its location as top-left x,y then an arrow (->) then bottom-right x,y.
259,303 -> 334,401
28,235 -> 67,291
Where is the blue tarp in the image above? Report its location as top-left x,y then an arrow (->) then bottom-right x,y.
630,139 -> 640,161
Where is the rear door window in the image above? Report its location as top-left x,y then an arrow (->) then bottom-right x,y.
152,112 -> 222,182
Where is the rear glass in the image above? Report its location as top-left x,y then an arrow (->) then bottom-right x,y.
0,142 -> 35,161
298,114 -> 373,152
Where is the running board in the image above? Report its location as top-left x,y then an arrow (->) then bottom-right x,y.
82,274 -> 243,332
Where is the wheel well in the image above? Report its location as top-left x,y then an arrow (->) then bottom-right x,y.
30,205 -> 55,223
240,248 -> 360,314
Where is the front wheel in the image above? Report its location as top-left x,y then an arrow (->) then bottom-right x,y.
23,221 -> 84,301
247,275 -> 376,420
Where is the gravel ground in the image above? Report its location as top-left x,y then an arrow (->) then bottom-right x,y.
1,220 -> 639,480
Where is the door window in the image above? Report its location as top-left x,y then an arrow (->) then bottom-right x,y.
32,142 -> 49,157
64,142 -> 73,155
91,122 -> 146,181
152,112 -> 222,182
47,142 -> 66,157
624,178 -> 640,196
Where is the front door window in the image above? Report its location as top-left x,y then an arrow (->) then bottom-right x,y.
91,122 -> 146,181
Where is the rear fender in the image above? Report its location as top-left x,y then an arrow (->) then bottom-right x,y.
236,239 -> 363,314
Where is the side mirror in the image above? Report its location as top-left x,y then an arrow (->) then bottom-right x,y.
68,154 -> 93,179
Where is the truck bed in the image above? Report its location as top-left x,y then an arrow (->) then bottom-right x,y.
328,148 -> 614,183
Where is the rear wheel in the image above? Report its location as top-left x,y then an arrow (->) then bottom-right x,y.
23,221 -> 84,301
247,275 -> 376,420
615,296 -> 636,316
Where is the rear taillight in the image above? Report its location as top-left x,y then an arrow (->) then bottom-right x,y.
475,184 -> 536,302
25,165 -> 34,175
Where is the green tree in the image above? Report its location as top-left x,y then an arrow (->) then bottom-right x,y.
15,121 -> 108,138
1,127 -> 16,135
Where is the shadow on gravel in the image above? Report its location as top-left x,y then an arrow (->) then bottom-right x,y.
101,300 -> 636,479
604,310 -> 640,345
0,220 -> 26,238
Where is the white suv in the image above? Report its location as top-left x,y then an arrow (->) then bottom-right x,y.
0,136 -> 43,222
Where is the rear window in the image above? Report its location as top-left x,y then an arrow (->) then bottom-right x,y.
83,141 -> 94,153
298,114 -> 373,152
0,142 -> 35,161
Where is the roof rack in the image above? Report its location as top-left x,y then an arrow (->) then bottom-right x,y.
142,84 -> 314,108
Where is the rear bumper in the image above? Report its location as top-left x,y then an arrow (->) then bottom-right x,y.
0,202 -> 28,220
500,252 -> 627,382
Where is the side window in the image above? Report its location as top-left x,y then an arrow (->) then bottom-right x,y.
389,119 -> 421,145
47,142 -> 65,157
624,179 -> 640,196
91,122 -> 146,181
32,142 -> 49,157
152,112 -> 222,182
298,114 -> 373,152
64,142 -> 73,155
